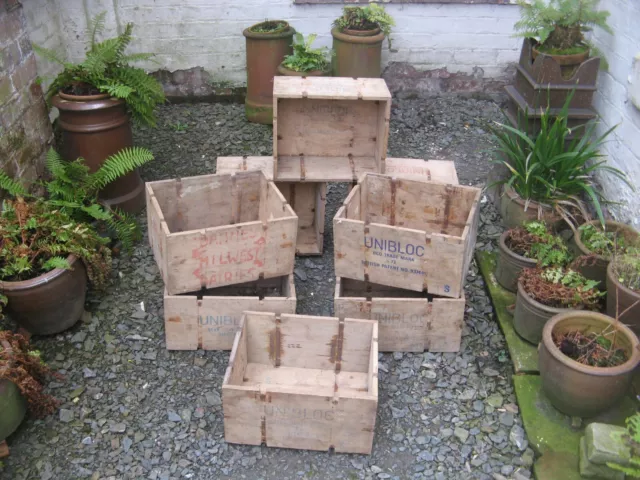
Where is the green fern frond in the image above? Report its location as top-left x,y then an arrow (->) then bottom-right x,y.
88,11 -> 107,49
42,256 -> 71,271
31,44 -> 67,66
81,204 -> 112,221
99,83 -> 134,99
120,52 -> 156,63
45,147 -> 70,181
0,171 -> 27,197
89,146 -> 154,191
106,208 -> 141,252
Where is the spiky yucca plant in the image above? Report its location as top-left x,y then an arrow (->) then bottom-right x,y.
514,0 -> 612,56
33,12 -> 165,126
0,146 -> 153,252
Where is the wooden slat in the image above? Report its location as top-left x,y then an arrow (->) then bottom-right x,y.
277,182 -> 326,255
215,156 -> 459,184
273,76 -> 391,101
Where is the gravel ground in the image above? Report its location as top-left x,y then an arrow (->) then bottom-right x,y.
1,97 -> 534,480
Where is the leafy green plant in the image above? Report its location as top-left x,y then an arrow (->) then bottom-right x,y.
33,12 -> 165,126
520,267 -> 604,309
0,197 -> 112,290
507,220 -> 573,267
0,147 -> 152,252
578,223 -> 639,257
0,331 -> 59,418
249,20 -> 288,34
514,0 -> 612,59
282,33 -> 332,73
612,253 -> 640,293
333,3 -> 395,47
171,121 -> 188,132
608,413 -> 640,477
490,90 -> 630,228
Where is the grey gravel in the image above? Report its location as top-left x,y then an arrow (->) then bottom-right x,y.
1,98 -> 533,480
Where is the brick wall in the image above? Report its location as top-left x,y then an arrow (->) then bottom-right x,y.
590,0 -> 640,228
26,0 -> 522,95
0,1 -> 52,188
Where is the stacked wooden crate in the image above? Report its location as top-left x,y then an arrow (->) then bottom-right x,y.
145,170 -> 299,350
333,173 -> 481,353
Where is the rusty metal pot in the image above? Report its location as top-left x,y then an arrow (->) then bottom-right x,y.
0,341 -> 27,443
277,63 -> 331,77
0,255 -> 87,335
539,311 -> 640,417
52,92 -> 145,213
573,220 -> 639,288
331,26 -> 384,78
243,21 -> 295,124
607,261 -> 640,334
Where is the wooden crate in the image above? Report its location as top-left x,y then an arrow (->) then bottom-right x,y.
164,274 -> 296,350
334,278 -> 465,352
276,182 -> 326,255
333,173 -> 481,298
222,312 -> 378,454
146,170 -> 298,295
273,77 -> 391,182
216,155 -> 459,184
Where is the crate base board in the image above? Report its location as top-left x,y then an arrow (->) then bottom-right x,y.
335,278 -> 465,352
295,227 -> 322,255
164,275 -> 296,350
216,156 -> 459,184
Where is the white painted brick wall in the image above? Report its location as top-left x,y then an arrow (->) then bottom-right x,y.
24,0 -> 521,84
590,0 -> 640,228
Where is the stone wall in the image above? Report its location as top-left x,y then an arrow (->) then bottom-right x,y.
0,0 -> 52,189
26,0 -> 522,96
590,0 -> 640,228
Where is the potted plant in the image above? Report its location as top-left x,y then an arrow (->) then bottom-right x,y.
1,330 -> 59,447
0,183 -> 112,334
491,91 -> 629,230
514,0 -> 611,69
331,3 -> 395,78
42,147 -> 153,252
496,221 -> 572,292
243,20 -> 296,124
33,12 -> 165,213
514,267 -> 604,344
573,221 -> 639,287
278,34 -> 332,77
539,310 -> 640,418
607,253 -> 640,334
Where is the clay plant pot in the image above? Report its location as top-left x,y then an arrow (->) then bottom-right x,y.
0,255 -> 87,335
495,231 -> 537,292
607,262 -> 640,335
277,63 -> 331,77
531,44 -> 590,67
499,186 -> 563,231
243,21 -> 295,124
331,26 -> 384,78
0,341 -> 27,443
573,220 -> 639,288
52,92 -> 145,213
539,311 -> 640,418
514,280 -> 568,345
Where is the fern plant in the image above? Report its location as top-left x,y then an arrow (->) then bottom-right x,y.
0,147 -> 153,252
608,413 -> 640,477
0,197 -> 112,289
282,34 -> 332,73
514,0 -> 612,59
33,12 -> 165,126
